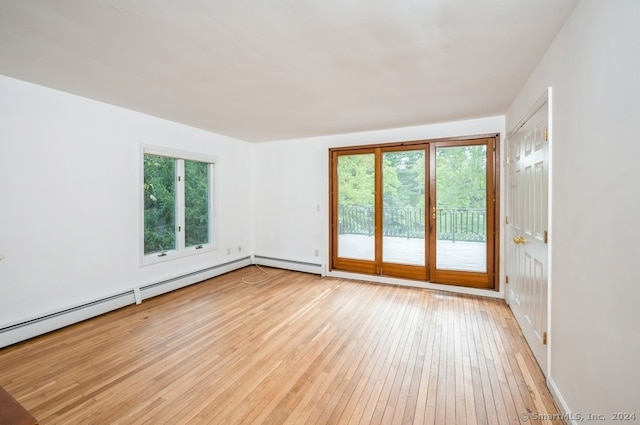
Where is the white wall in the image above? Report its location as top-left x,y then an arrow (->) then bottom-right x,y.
506,0 -> 640,420
253,116 -> 505,295
0,75 -> 253,328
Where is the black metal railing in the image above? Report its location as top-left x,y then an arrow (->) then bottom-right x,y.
338,206 -> 375,236
338,206 -> 486,242
435,208 -> 486,242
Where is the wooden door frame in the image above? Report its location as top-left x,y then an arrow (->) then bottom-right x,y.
379,145 -> 429,280
329,134 -> 500,291
428,137 -> 499,289
329,147 -> 377,275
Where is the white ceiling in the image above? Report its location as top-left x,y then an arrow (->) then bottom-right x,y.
0,0 -> 579,142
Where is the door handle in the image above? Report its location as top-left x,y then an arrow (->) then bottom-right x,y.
512,236 -> 526,245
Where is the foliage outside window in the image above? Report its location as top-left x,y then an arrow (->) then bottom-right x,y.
143,149 -> 214,260
435,145 -> 486,210
184,160 -> 210,248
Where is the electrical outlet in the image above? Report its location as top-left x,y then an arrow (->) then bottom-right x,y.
314,249 -> 319,257
227,248 -> 231,255
237,245 -> 242,252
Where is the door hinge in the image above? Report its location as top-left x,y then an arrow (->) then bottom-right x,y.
542,331 -> 548,345
544,127 -> 549,142
544,230 -> 548,244
505,275 -> 509,284
505,215 -> 509,225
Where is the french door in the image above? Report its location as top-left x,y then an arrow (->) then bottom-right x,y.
330,136 -> 498,289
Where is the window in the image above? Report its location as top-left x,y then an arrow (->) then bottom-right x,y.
142,147 -> 216,263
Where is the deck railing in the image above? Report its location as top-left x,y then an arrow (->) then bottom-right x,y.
338,206 -> 486,242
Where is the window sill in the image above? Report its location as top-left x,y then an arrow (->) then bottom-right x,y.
140,244 -> 218,267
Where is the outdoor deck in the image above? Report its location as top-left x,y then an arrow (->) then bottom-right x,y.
338,234 -> 486,272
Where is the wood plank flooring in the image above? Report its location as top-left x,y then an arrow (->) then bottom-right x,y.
0,267 -> 563,424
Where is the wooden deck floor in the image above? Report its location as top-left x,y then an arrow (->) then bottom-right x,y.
339,235 -> 487,272
0,267 -> 562,424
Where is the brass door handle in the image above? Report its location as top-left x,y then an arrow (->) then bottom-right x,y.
512,236 -> 526,245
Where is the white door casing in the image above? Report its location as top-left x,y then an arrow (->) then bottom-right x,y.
506,96 -> 549,376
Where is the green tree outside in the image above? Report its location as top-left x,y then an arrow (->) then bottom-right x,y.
143,155 -> 210,255
144,154 -> 176,254
185,160 -> 209,247
336,146 -> 487,240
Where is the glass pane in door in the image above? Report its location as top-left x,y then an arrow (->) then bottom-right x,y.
337,153 -> 375,260
382,150 -> 425,265
435,145 -> 487,272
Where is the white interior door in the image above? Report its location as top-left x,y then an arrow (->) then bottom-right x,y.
506,100 -> 549,375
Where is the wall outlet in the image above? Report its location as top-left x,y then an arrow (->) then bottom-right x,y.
237,245 -> 242,252
227,248 -> 231,255
314,249 -> 319,257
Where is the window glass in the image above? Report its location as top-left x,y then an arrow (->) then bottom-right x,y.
185,159 -> 209,247
142,149 -> 215,261
144,154 -> 176,255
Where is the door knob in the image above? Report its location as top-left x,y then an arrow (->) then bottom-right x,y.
512,236 -> 525,245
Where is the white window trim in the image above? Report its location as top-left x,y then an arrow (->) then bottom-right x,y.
139,145 -> 218,266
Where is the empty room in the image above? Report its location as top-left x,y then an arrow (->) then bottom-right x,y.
0,1 -> 638,424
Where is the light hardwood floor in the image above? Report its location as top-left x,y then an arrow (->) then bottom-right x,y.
0,267 -> 563,424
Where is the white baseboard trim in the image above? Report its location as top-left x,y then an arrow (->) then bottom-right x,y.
0,291 -> 136,349
0,256 -> 251,348
139,256 -> 251,299
252,255 -> 326,276
548,376 -> 577,424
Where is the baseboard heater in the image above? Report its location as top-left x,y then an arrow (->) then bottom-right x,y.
252,255 -> 326,276
139,256 -> 251,299
0,256 -> 251,348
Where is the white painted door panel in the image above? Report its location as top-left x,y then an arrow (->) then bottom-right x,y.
506,101 -> 549,375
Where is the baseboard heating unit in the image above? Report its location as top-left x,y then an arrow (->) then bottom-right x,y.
139,256 -> 251,299
0,256 -> 251,348
252,255 -> 326,276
